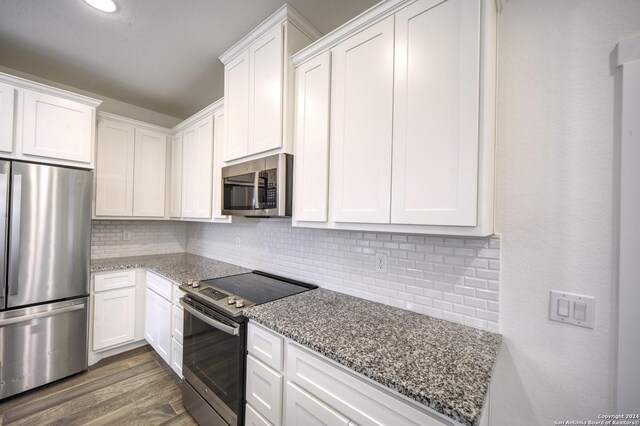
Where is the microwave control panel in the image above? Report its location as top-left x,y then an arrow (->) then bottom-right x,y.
260,169 -> 277,209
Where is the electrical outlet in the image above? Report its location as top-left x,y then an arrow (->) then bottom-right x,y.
236,236 -> 241,247
375,253 -> 388,273
122,230 -> 131,241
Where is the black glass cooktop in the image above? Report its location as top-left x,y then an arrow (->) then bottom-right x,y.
200,271 -> 316,305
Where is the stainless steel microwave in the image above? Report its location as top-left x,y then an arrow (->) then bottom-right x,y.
221,153 -> 293,217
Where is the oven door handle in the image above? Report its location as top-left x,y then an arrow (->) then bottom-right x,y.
180,299 -> 240,336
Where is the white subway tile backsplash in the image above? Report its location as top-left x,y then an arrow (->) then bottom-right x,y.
91,220 -> 186,259
185,218 -> 500,331
90,218 -> 500,331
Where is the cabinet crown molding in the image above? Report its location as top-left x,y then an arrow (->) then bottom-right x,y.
98,111 -> 171,134
219,3 -> 322,65
292,0 -> 500,67
0,71 -> 102,108
171,97 -> 223,134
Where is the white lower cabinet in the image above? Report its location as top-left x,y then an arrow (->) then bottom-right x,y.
246,354 -> 284,425
171,338 -> 183,377
145,271 -> 184,377
246,403 -> 272,426
285,382 -> 350,426
247,321 -> 460,426
170,287 -> 184,379
145,272 -> 173,366
93,288 -> 136,351
92,270 -> 137,352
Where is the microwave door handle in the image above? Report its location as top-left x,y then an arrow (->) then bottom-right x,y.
253,172 -> 260,209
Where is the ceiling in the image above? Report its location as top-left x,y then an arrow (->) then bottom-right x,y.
0,0 -> 379,119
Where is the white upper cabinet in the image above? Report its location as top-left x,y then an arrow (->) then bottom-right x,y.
224,51 -> 250,161
95,120 -> 135,217
0,72 -> 101,168
182,115 -> 213,218
169,98 -> 227,222
133,128 -> 167,217
95,113 -> 169,219
220,5 -> 321,163
248,25 -> 283,155
330,17 -> 395,224
0,82 -> 15,153
212,109 -> 229,220
391,0 -> 480,226
22,90 -> 94,164
292,0 -> 497,236
169,132 -> 183,218
293,52 -> 332,222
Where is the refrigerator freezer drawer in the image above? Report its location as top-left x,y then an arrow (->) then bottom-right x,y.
0,298 -> 89,400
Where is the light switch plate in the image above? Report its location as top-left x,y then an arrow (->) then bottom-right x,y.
549,291 -> 595,329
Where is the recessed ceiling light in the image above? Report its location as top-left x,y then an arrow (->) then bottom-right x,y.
83,0 -> 117,13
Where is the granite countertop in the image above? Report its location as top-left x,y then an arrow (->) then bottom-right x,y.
244,289 -> 502,426
90,253 -> 250,285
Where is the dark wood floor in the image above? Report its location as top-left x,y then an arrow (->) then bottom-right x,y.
0,345 -> 197,426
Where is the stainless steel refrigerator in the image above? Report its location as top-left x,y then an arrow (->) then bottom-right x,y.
0,161 -> 92,400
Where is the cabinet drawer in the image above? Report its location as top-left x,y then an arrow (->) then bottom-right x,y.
285,381 -> 349,426
287,343 -> 452,426
248,321 -> 284,371
246,404 -> 272,426
172,304 -> 183,344
94,270 -> 136,292
146,271 -> 173,301
246,354 -> 283,426
173,283 -> 185,305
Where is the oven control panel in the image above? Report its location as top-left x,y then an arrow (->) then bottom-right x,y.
199,287 -> 228,301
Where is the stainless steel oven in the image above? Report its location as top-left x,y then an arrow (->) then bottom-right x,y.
221,153 -> 292,217
179,271 -> 316,426
181,296 -> 244,426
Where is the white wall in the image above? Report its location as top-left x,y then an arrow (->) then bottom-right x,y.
186,219 -> 501,331
493,0 -> 640,424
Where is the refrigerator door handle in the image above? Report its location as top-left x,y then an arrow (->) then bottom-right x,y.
0,303 -> 85,327
8,173 -> 21,296
0,170 -> 7,308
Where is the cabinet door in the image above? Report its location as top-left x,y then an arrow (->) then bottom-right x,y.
156,295 -> 172,365
95,120 -> 135,217
212,110 -> 228,220
246,404 -> 272,426
171,304 -> 183,345
144,288 -> 157,347
224,51 -> 250,161
169,132 -> 183,218
22,89 -> 93,163
248,24 -> 283,155
285,382 -> 350,426
0,82 -> 15,153
93,288 -> 136,351
392,0 -> 481,226
133,129 -> 167,217
171,338 -> 183,378
182,116 -> 213,218
330,17 -> 394,223
246,354 -> 283,426
293,52 -> 331,222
